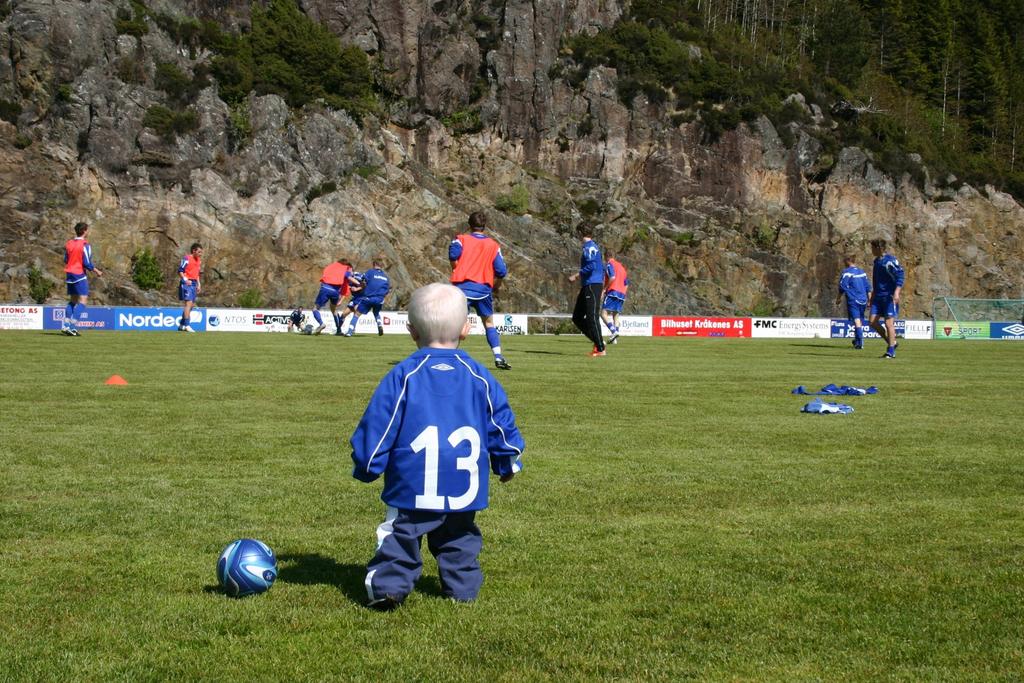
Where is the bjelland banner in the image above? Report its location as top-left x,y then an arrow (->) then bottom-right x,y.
615,316 -> 654,337
653,317 -> 750,338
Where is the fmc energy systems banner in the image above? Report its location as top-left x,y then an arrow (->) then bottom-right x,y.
751,318 -> 831,338
0,305 -> 43,330
653,317 -> 750,338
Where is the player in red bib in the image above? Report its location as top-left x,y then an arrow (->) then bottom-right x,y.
312,259 -> 354,335
62,221 -> 103,335
178,243 -> 203,332
449,211 -> 511,370
601,252 -> 629,344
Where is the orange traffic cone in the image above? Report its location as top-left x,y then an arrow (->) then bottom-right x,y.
105,375 -> 128,385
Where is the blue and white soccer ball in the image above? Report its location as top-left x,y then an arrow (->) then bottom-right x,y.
217,538 -> 278,597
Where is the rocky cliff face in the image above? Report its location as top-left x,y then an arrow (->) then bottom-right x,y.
1,0 -> 1021,318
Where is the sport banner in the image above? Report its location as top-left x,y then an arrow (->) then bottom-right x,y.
115,307 -> 206,332
0,305 -> 43,330
653,316 -> 750,337
615,316 -> 653,337
933,321 -> 991,340
43,306 -> 116,331
751,318 -> 830,338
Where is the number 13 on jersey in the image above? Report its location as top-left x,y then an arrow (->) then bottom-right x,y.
411,425 -> 481,510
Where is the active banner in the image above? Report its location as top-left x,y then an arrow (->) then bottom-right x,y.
0,305 -> 43,330
653,317 -> 750,337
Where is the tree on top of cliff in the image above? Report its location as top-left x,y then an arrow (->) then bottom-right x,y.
206,0 -> 377,120
562,0 -> 1024,201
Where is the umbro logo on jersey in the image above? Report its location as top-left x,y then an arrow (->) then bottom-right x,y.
430,363 -> 456,371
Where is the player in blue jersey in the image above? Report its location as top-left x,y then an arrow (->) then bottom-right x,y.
351,283 -> 525,610
287,307 -> 305,333
337,269 -> 365,332
868,238 -> 905,358
835,254 -> 871,349
342,259 -> 390,336
568,224 -> 606,356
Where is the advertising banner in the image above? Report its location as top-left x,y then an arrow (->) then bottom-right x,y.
903,320 -> 933,340
43,306 -> 116,331
990,322 -> 1024,340
0,305 -> 43,330
653,317 -> 750,338
751,318 -> 831,338
933,321 -> 991,340
831,319 -> 933,340
832,319 -> 900,339
115,307 -> 206,332
467,313 -> 528,336
206,308 -> 298,332
616,316 -> 654,337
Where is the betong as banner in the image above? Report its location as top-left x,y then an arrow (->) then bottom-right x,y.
0,305 -> 43,330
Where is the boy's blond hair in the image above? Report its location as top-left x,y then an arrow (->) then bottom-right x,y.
408,283 -> 468,345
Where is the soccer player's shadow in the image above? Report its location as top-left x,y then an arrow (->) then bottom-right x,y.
275,553 -> 368,603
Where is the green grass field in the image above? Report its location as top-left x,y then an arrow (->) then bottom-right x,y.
1,330 -> 1022,681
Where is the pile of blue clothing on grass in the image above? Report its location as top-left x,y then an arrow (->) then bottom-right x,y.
794,384 -> 879,414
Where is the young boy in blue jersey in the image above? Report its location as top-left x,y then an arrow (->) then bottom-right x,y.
868,238 -> 905,358
342,259 -> 390,337
350,283 -> 525,610
835,254 -> 871,349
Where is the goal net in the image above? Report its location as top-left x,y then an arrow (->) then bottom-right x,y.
932,297 -> 1024,339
